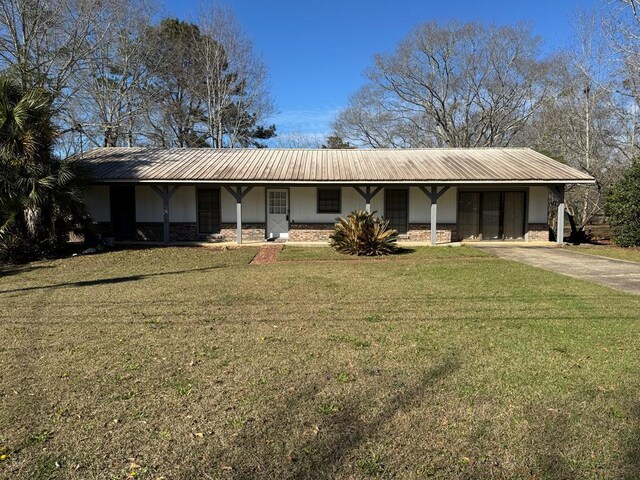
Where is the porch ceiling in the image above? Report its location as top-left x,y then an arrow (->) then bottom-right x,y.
77,147 -> 595,185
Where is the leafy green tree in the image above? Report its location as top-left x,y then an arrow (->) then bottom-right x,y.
142,18 -> 276,148
607,161 -> 640,247
0,77 -> 87,261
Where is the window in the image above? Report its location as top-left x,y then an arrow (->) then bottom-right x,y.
268,190 -> 288,214
317,188 -> 341,214
197,188 -> 221,234
384,188 -> 408,234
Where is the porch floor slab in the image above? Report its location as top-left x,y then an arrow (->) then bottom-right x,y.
476,246 -> 640,295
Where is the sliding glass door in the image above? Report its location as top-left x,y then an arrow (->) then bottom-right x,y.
503,192 -> 526,240
481,192 -> 502,240
458,191 -> 527,241
458,192 -> 480,240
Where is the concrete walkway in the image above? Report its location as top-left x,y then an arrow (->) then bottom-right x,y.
477,246 -> 640,295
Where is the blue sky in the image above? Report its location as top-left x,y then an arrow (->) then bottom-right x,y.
165,0 -> 598,139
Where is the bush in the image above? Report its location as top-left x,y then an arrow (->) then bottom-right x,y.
607,161 -> 640,247
329,210 -> 398,256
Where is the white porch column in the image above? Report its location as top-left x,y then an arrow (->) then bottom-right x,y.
556,185 -> 565,245
224,186 -> 254,244
151,185 -> 179,244
236,190 -> 242,244
430,186 -> 438,246
419,186 -> 450,246
353,186 -> 382,213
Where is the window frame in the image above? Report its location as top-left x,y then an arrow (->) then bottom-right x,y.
196,187 -> 221,235
316,187 -> 342,214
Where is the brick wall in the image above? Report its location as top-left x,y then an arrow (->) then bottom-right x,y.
220,223 -> 265,242
289,223 -> 334,241
288,223 -> 458,243
403,223 -> 457,243
170,223 -> 197,241
135,222 -> 163,241
528,223 -> 549,242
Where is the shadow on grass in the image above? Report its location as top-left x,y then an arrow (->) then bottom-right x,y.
530,411 -> 578,480
198,355 -> 460,479
0,264 -> 56,278
0,265 -> 226,295
394,247 -> 416,255
624,403 -> 640,480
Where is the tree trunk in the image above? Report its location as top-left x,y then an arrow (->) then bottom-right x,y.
24,206 -> 42,240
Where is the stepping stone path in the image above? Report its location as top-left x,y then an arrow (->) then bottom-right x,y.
250,244 -> 284,265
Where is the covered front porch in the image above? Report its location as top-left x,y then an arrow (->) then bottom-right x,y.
84,183 -> 567,246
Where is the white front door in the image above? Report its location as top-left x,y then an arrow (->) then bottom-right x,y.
267,189 -> 289,239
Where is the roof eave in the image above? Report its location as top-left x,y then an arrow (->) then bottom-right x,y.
88,178 -> 596,185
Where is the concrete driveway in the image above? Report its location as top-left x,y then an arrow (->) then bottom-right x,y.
477,246 -> 640,295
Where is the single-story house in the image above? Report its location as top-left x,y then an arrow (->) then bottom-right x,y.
79,147 -> 595,245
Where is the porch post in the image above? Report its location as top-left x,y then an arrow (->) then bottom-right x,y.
353,186 -> 382,213
151,185 -> 179,244
430,186 -> 438,246
236,186 -> 242,244
162,185 -> 170,244
556,185 -> 565,245
365,186 -> 371,213
419,186 -> 449,245
223,185 -> 254,244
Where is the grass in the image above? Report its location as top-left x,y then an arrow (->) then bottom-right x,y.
278,244 -> 489,261
567,245 -> 640,263
1,245 -> 639,479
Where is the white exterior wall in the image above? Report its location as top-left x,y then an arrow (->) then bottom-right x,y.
135,186 -> 162,222
407,187 -> 457,223
528,186 -> 549,223
256,186 -> 459,224
435,187 -> 457,223
289,187 -> 365,223
409,187 -> 429,223
170,186 -> 196,222
85,185 -> 110,222
221,187 -> 265,223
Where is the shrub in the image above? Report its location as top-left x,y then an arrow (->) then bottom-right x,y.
329,210 -> 398,256
607,161 -> 640,247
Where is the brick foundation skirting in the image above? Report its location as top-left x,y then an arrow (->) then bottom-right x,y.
135,222 -> 199,241
404,223 -> 457,243
528,223 -> 550,242
135,222 -> 163,241
289,223 -> 334,241
220,223 -> 266,242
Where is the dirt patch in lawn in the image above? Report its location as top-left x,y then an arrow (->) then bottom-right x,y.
250,244 -> 284,265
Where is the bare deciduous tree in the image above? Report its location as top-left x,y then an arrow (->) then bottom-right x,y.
196,2 -> 274,148
66,0 -> 159,148
0,0 -> 109,107
334,21 -> 552,148
271,131 -> 323,148
523,11 -> 627,239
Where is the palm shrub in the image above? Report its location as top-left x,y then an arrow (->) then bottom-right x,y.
607,161 -> 640,247
0,77 -> 89,262
329,210 -> 398,256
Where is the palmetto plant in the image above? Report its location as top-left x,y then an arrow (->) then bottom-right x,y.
0,77 -> 88,261
329,210 -> 398,256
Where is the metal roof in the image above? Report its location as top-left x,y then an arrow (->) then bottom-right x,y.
78,147 -> 595,185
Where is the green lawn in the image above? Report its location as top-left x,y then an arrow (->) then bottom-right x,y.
278,245 -> 489,261
1,246 -> 639,479
566,245 -> 640,263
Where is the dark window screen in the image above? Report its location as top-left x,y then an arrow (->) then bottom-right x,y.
317,188 -> 341,213
197,188 -> 221,234
385,189 -> 408,234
